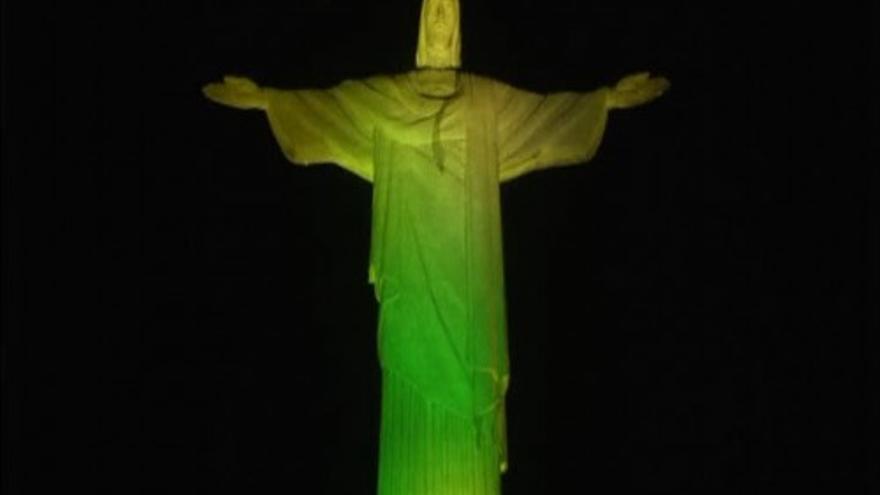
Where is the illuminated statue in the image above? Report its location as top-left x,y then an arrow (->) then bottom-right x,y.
203,1 -> 668,493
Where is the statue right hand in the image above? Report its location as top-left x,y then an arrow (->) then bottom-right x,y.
607,72 -> 670,110
202,75 -> 268,110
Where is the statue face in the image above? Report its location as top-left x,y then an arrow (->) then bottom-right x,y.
417,0 -> 461,69
425,0 -> 456,52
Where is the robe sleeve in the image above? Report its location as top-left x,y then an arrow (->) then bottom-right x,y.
264,79 -> 386,182
495,81 -> 611,182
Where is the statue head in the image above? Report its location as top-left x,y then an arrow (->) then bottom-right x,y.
416,0 -> 462,69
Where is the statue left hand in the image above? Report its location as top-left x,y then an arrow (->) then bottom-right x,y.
608,72 -> 670,110
202,75 -> 268,111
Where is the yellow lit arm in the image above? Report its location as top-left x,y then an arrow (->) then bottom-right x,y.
496,82 -> 611,182
496,72 -> 669,182
204,76 -> 382,182
262,81 -> 377,182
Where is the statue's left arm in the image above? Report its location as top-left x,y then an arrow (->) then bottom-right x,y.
496,72 -> 669,182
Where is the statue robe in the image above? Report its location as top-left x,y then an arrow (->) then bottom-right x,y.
264,71 -> 609,494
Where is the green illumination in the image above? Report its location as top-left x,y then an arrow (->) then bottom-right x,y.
203,1 -> 668,493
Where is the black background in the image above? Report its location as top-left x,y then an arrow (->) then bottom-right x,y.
3,1 -> 876,494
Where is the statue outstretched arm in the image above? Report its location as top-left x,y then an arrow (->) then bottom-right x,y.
496,83 -> 610,182
496,72 -> 669,182
203,75 -> 382,182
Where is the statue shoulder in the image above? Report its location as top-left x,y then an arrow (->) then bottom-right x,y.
336,73 -> 399,92
462,72 -> 499,85
330,73 -> 408,106
460,72 -> 517,102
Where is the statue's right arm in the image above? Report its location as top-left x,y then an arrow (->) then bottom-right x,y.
203,75 -> 378,181
202,75 -> 268,111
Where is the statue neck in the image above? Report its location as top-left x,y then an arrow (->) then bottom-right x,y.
410,69 -> 461,98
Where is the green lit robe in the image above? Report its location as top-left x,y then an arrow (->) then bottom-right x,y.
264,71 -> 609,494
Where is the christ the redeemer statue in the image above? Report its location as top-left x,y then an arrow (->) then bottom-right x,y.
204,1 -> 668,493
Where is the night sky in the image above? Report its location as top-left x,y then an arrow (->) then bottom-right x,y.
3,1 -> 875,494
